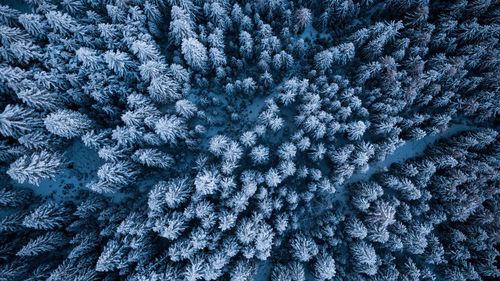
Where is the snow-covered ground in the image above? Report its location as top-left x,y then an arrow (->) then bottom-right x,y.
253,123 -> 472,280
11,140 -> 104,202
346,123 -> 472,184
327,123 -> 472,206
300,25 -> 332,40
0,0 -> 30,12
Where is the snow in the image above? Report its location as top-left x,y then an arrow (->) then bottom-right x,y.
1,0 -> 30,12
254,260 -> 272,281
347,123 -> 471,184
324,123 -> 472,206
243,94 -> 269,123
11,140 -> 104,202
300,25 -> 331,40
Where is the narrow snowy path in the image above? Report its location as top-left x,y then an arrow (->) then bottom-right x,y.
332,123 -> 472,204
346,123 -> 472,184
253,123 -> 472,280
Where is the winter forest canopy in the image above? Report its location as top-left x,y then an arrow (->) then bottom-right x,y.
0,0 -> 499,280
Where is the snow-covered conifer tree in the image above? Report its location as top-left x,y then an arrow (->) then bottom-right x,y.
0,104 -> 42,137
131,40 -> 161,62
351,241 -> 379,276
22,202 -> 69,230
181,37 -> 208,71
103,50 -> 135,77
250,145 -> 269,165
148,75 -> 182,103
17,87 -> 62,111
132,148 -> 173,169
96,240 -> 125,272
314,253 -> 336,280
195,169 -> 220,196
18,14 -> 47,38
45,11 -> 77,35
155,114 -> 188,145
169,6 -> 196,45
290,233 -> 319,262
44,110 -> 93,138
8,151 -> 64,185
17,232 -> 66,257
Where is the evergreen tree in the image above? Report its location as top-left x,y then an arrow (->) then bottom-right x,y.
155,115 -> 188,145
314,253 -> 336,280
96,240 -> 125,272
148,75 -> 182,103
44,110 -> 93,138
0,104 -> 42,137
17,232 -> 66,257
181,37 -> 209,72
22,202 -> 69,230
0,187 -> 31,207
132,148 -> 173,169
7,151 -> 64,185
290,233 -> 319,262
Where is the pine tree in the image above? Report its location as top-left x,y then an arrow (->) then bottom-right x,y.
295,7 -> 312,32
184,256 -> 204,281
230,260 -> 254,281
132,148 -> 173,169
139,60 -> 166,81
16,232 -> 66,257
75,47 -> 101,70
122,105 -> 161,127
239,31 -> 253,59
155,114 -> 188,145
148,178 -> 192,211
44,110 -> 93,138
181,37 -> 209,72
250,145 -> 269,165
345,121 -> 368,141
169,6 -> 196,45
0,104 -> 42,137
103,50 -> 135,77
45,11 -> 78,35
131,40 -> 161,62
314,253 -> 336,280
209,135 -> 230,157
16,87 -> 62,111
0,211 -> 25,232
366,200 -> 396,227
350,241 -> 379,276
96,161 -> 138,187
153,211 -> 188,240
0,188 -> 31,207
175,99 -> 198,118
0,5 -> 19,26
240,131 -> 257,147
195,169 -> 220,196
18,14 -> 47,38
255,223 -> 274,260
265,168 -> 282,188
22,202 -> 69,230
315,50 -> 334,71
345,217 -> 368,239
8,151 -> 64,185
148,75 -> 182,103
96,240 -> 125,272
4,41 -> 41,64
290,234 -> 319,262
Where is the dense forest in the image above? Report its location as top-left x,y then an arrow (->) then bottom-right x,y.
0,0 -> 498,280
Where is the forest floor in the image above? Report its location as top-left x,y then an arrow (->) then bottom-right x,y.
10,141 -> 124,203
340,123 -> 472,195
